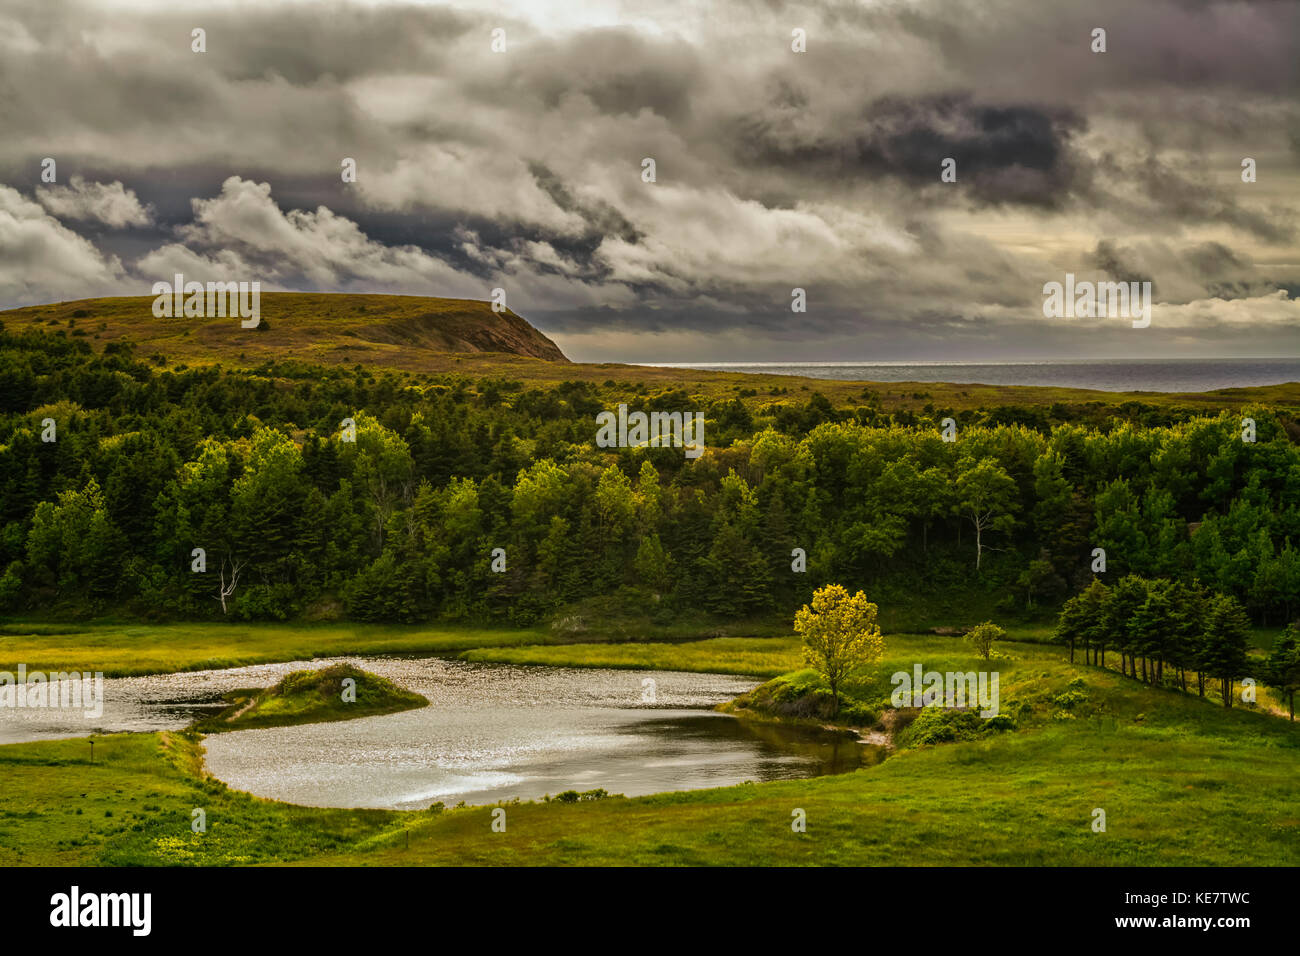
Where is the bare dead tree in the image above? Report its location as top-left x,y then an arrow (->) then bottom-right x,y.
217,555 -> 246,614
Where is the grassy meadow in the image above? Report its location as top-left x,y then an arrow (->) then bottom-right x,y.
1,630 -> 1297,867
0,621 -> 553,677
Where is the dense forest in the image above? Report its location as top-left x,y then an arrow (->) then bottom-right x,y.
1,325 -> 1298,628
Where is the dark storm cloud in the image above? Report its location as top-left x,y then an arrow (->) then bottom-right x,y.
522,164 -> 643,278
1091,240 -> 1157,290
197,6 -> 476,84
879,0 -> 1300,99
1177,241 -> 1299,302
736,92 -> 1088,207
856,95 -> 1084,206
1115,156 -> 1296,244
488,29 -> 703,123
528,165 -> 640,246
1185,241 -> 1244,277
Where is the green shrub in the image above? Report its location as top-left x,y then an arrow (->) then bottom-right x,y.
548,789 -> 608,803
1052,689 -> 1088,709
233,583 -> 301,621
902,707 -> 983,745
1002,697 -> 1033,720
966,621 -> 1007,659
836,700 -> 880,726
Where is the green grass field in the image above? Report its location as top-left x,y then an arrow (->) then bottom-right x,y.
0,621 -> 554,677
460,636 -> 804,677
1,630 -> 1296,867
1,616 -> 1276,680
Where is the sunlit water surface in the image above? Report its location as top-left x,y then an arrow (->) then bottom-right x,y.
1,657 -> 878,808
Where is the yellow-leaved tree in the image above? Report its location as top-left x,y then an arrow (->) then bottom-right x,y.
966,620 -> 1005,660
794,584 -> 884,715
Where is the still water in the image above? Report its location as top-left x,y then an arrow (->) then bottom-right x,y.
0,657 -> 877,808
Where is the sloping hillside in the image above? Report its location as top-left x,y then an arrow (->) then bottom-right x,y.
0,293 -> 569,368
3,293 -> 1299,416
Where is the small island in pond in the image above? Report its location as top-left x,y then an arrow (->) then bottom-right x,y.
190,664 -> 428,734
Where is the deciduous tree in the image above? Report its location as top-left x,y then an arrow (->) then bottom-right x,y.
794,584 -> 883,714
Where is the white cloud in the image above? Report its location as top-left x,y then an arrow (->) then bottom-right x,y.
356,145 -> 587,235
137,177 -> 482,295
1152,290 -> 1300,329
36,175 -> 153,228
0,184 -> 128,304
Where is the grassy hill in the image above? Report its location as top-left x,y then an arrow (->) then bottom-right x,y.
3,293 -> 1299,416
0,293 -> 568,367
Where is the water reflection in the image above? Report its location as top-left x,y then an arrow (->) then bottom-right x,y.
0,656 -> 882,808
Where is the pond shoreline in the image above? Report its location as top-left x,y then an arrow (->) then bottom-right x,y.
0,654 -> 872,810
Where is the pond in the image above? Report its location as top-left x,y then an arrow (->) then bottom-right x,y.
0,656 -> 881,808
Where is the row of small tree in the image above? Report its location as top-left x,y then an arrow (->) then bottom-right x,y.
1265,627 -> 1300,721
1056,575 -> 1300,715
795,580 -> 1300,722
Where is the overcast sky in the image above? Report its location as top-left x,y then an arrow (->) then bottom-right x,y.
1,0 -> 1297,362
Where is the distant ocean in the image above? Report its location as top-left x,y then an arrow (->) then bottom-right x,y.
648,359 -> 1300,394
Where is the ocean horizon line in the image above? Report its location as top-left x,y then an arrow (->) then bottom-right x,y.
641,357 -> 1300,368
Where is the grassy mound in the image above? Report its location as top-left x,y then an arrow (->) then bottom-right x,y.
191,663 -> 426,733
723,668 -> 881,726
